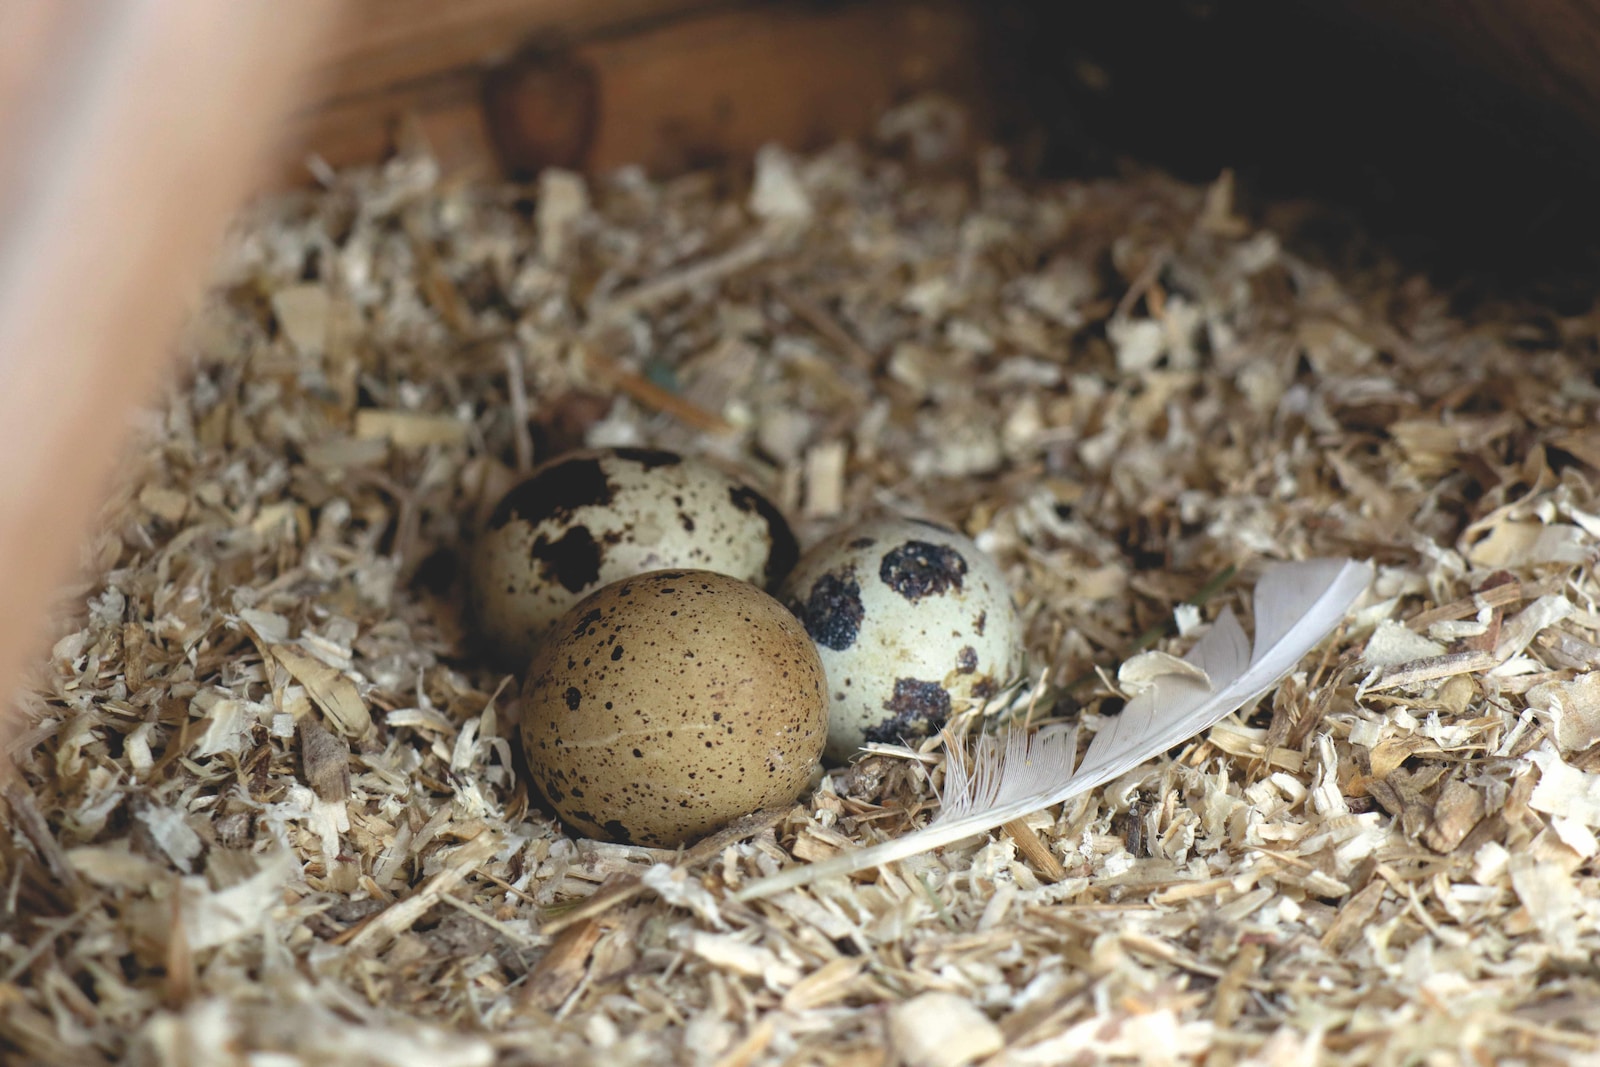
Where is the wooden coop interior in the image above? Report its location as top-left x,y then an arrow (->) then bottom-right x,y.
4,1 -> 1600,1065
286,0 -> 1600,274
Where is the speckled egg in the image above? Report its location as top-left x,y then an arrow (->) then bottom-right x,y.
780,517 -> 1024,763
469,447 -> 798,670
521,569 -> 828,847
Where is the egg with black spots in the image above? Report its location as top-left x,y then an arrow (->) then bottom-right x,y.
780,517 -> 1024,762
521,569 -> 828,847
469,447 -> 798,670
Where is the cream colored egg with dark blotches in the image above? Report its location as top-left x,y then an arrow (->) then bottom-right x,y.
469,448 -> 797,670
521,569 -> 828,848
781,517 -> 1024,763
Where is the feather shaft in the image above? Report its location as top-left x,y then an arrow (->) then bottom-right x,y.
734,558 -> 1371,901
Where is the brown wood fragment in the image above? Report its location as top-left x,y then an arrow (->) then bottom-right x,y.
1549,429 -> 1600,472
1003,820 -> 1067,882
1254,686 -> 1298,781
298,715 -> 352,803
1212,941 -> 1264,1030
519,915 -> 605,1013
2,785 -> 78,897
581,345 -> 736,436
122,622 -> 148,690
792,824 -> 853,863
1119,933 -> 1242,983
1287,678 -> 1341,751
1502,769 -> 1546,848
271,646 -> 373,738
340,831 -> 498,949
1320,880 -> 1386,954
1536,628 -> 1600,670
712,1018 -> 777,1067
145,712 -> 195,785
403,209 -> 477,336
1421,779 -> 1485,854
1368,734 -> 1440,779
0,983 -> 79,1065
1452,812 -> 1508,862
684,805 -> 792,863
775,286 -> 878,372
1367,650 -> 1498,691
1405,580 -> 1523,632
538,807 -> 789,936
163,891 -> 193,1009
1363,779 -> 1401,824
781,957 -> 867,1014
537,875 -> 648,938
1365,777 -> 1432,841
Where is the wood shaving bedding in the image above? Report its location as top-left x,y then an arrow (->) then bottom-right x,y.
4,101 -> 1600,1065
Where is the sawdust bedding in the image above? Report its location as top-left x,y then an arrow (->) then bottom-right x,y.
4,98 -> 1600,1066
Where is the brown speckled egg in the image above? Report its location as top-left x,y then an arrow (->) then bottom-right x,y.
521,569 -> 827,847
469,447 -> 797,670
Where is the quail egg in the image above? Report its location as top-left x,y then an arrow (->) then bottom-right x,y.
780,517 -> 1024,762
470,447 -> 798,669
521,569 -> 828,847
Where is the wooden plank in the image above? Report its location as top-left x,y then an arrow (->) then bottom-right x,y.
272,0 -> 729,182
527,0 -> 987,174
306,0 -> 724,103
276,0 -> 989,184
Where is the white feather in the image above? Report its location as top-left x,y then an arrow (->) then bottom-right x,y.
735,557 -> 1371,900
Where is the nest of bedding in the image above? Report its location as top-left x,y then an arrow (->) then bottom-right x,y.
3,99 -> 1600,1066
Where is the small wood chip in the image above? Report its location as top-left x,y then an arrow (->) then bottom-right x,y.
887,992 -> 1004,1067
712,1019 -> 778,1067
802,440 -> 848,519
1366,650 -> 1498,692
780,957 -> 866,1013
775,286 -> 877,371
1320,880 -> 1386,954
1003,819 -> 1067,882
1527,673 -> 1600,753
270,284 -> 330,357
353,410 -> 469,448
538,807 -> 790,936
581,344 -> 735,435
519,916 -> 605,1013
1212,941 -> 1264,1029
342,831 -> 498,950
138,485 -> 190,524
591,236 -> 772,321
537,876 -> 648,938
1422,779 -> 1485,854
1405,579 -> 1524,631
3,784 -> 79,896
297,715 -> 351,803
271,646 -> 372,738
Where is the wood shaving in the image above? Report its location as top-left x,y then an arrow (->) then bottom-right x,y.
4,103 -> 1600,1065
